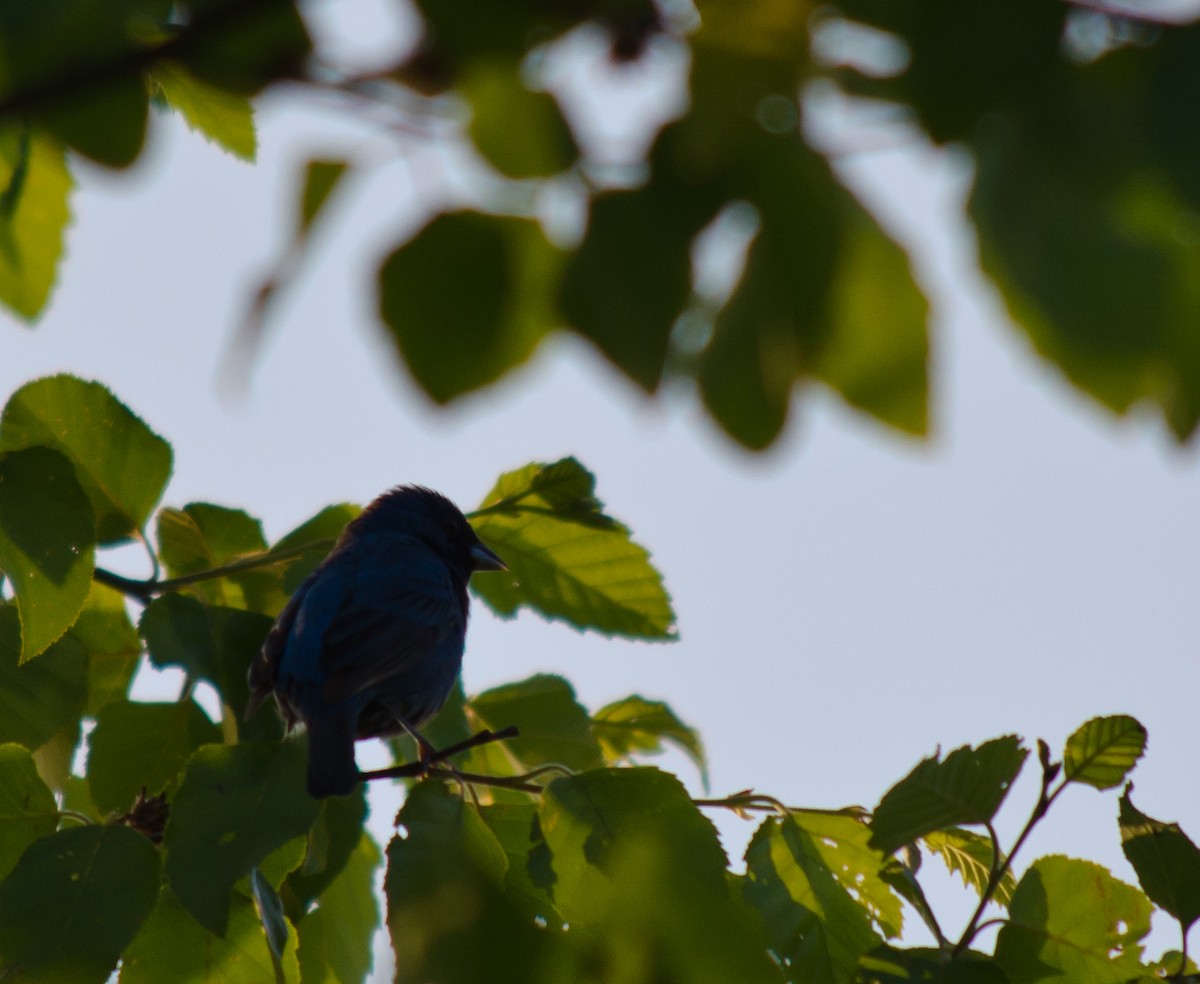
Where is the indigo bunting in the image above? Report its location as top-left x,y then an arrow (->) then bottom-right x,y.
246,486 -> 506,798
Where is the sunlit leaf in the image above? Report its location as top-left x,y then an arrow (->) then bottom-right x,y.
1,374 -> 172,544
152,59 -> 256,160
1063,714 -> 1146,790
922,827 -> 1016,907
470,458 -> 676,639
593,694 -> 706,783
469,674 -> 603,773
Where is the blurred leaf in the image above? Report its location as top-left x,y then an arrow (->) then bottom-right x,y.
295,832 -> 380,984
139,593 -> 279,737
273,503 -> 357,595
299,159 -> 349,234
151,59 -> 256,160
469,674 -> 603,772
815,203 -> 928,435
540,767 -> 780,984
994,855 -> 1150,984
561,174 -> 720,392
857,946 -> 1011,983
87,699 -> 221,816
37,72 -> 148,168
257,835 -> 309,892
593,693 -> 706,783
0,126 -> 72,320
1119,788 -> 1200,932
387,781 -> 557,984
922,827 -> 1016,907
0,605 -> 87,749
181,0 -> 311,96
1063,714 -> 1146,790
251,867 -> 293,973
470,458 -> 676,639
0,374 -> 173,544
378,210 -> 558,403
744,811 -> 897,979
0,446 -> 95,660
164,740 -> 319,935
0,743 -> 57,883
477,802 -> 562,925
0,825 -> 159,983
463,60 -> 577,178
282,787 -> 367,922
33,718 -> 79,794
122,887 -> 301,984
870,736 -> 1027,855
73,581 -> 140,715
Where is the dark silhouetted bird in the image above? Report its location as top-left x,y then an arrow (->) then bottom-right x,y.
246,486 -> 506,798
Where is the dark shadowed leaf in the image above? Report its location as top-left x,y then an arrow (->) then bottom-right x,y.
298,159 -> 349,233
151,60 -> 256,160
858,946 -> 1011,983
477,802 -> 562,925
73,581 -> 140,715
0,374 -> 172,545
0,447 -> 95,660
282,786 -> 367,922
0,127 -> 72,321
87,699 -> 221,816
469,674 -> 603,772
1119,787 -> 1200,932
0,743 -> 57,883
1063,715 -> 1146,790
870,737 -> 1027,855
295,832 -> 380,984
139,594 -> 279,738
593,693 -> 706,783
994,855 -> 1150,984
164,740 -> 319,935
0,605 -> 87,749
37,73 -> 148,169
0,824 -> 159,983
181,0 -> 311,96
378,210 -> 558,403
470,458 -> 676,638
121,887 -> 300,984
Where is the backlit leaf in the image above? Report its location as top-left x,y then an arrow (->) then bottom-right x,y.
1064,715 -> 1146,790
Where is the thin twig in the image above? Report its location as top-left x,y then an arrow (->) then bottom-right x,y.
359,726 -> 521,783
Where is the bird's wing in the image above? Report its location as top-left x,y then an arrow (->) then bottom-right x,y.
316,538 -> 464,704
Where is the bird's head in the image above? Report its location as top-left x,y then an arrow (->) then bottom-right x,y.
351,485 -> 506,574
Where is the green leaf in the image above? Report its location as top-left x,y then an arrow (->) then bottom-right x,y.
0,824 -> 160,983
0,605 -> 87,749
0,446 -> 95,660
561,174 -> 721,392
468,674 -> 604,772
38,72 -> 148,168
0,374 -> 173,544
378,210 -> 558,403
593,694 -> 707,783
744,814 -> 889,984
282,787 -> 368,921
1119,787 -> 1200,933
540,767 -> 780,984
181,0 -> 312,96
250,867 -> 293,971
922,828 -> 1016,907
139,594 -> 279,738
470,458 -> 676,639
122,888 -> 301,984
298,159 -> 349,234
295,832 -> 380,984
0,743 -> 57,883
463,60 -> 577,179
151,59 -> 256,161
994,855 -> 1151,984
386,781 -> 557,983
164,740 -> 320,935
87,699 -> 221,816
870,736 -> 1028,855
477,802 -> 562,925
73,581 -> 140,715
0,126 -> 72,320
814,202 -> 929,436
1064,715 -> 1147,790
858,946 -> 1011,983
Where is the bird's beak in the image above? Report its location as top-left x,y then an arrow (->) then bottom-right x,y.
470,541 -> 507,572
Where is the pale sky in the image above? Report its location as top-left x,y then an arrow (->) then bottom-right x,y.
3,0 -> 1198,966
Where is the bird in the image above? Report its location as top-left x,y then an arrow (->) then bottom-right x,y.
245,485 -> 506,798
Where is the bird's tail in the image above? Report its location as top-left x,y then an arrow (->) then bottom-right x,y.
304,706 -> 360,799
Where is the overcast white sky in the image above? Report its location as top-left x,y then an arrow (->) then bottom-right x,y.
3,0 -> 1198,966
